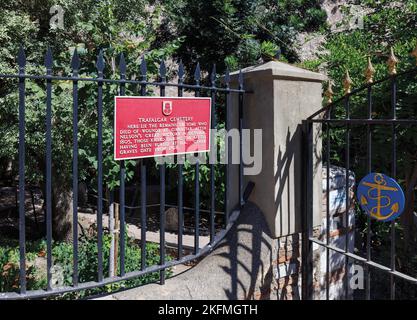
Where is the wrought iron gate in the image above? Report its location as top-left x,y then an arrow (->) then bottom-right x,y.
303,48 -> 417,300
0,47 -> 247,299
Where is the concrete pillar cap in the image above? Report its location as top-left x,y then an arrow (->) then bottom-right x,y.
230,60 -> 327,82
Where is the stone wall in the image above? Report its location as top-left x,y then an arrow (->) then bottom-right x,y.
274,234 -> 302,299
312,165 -> 355,300
252,165 -> 355,300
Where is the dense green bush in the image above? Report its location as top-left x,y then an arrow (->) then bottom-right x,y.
0,241 -> 48,292
0,0 -> 183,188
0,0 -> 183,240
0,231 -> 171,299
160,0 -> 327,74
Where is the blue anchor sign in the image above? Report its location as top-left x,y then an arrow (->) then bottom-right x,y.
357,173 -> 405,222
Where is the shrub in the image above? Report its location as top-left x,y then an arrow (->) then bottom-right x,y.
0,231 -> 172,299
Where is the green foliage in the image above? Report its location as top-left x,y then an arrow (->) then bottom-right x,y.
316,1 -> 417,100
164,122 -> 227,211
0,240 -> 47,292
304,1 -> 417,296
308,0 -> 417,184
161,0 -> 327,74
0,0 -> 329,220
297,59 -> 322,73
260,41 -> 280,60
0,231 -> 171,298
0,0 -> 183,203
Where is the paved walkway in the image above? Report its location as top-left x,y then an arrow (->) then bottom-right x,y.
79,212 -> 210,250
94,202 -> 277,300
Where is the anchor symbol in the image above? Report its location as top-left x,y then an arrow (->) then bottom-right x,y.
360,173 -> 399,221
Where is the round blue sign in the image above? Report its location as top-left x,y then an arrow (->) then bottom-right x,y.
357,173 -> 405,222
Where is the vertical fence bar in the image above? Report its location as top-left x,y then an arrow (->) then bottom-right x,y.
224,68 -> 231,226
96,50 -> 104,282
70,49 -> 80,287
177,61 -> 184,260
390,75 -> 397,300
44,47 -> 53,291
194,162 -> 200,254
109,191 -> 115,277
366,85 -> 373,300
194,63 -> 201,254
119,161 -> 125,276
17,46 -> 26,294
209,64 -> 216,243
159,60 -> 166,284
238,70 -> 244,207
302,120 -> 314,300
140,57 -> 147,270
177,166 -> 184,258
140,161 -> 147,270
344,96 -> 350,300
326,108 -> 331,300
159,164 -> 166,284
119,53 -> 126,277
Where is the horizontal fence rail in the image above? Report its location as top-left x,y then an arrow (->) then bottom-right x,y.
0,47 -> 248,299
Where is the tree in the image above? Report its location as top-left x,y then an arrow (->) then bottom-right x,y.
0,0 -> 328,241
0,0 -> 181,240
159,0 -> 327,75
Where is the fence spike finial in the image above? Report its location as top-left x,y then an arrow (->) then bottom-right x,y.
96,49 -> 104,73
18,45 -> 26,69
119,52 -> 126,75
387,47 -> 398,75
411,43 -> 417,66
194,62 -> 201,84
178,60 -> 184,82
364,56 -> 375,84
45,46 -> 53,70
343,70 -> 353,95
324,80 -> 334,104
71,48 -> 80,72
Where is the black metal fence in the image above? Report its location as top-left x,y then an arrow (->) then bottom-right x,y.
303,57 -> 417,299
0,46 -> 246,299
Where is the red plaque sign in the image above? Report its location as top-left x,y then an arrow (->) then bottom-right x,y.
114,96 -> 211,160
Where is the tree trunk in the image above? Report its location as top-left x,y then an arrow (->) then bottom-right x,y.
51,177 -> 73,242
29,145 -> 74,242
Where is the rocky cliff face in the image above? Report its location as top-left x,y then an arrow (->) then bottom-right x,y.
295,0 -> 369,62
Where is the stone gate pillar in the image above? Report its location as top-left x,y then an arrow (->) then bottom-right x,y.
229,61 -> 326,237
228,61 -> 326,299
